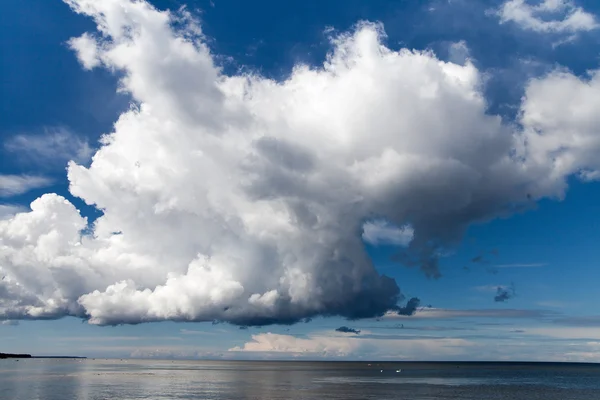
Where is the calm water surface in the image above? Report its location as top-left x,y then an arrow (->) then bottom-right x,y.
1,359 -> 600,399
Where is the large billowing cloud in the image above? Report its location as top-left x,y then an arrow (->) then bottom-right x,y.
0,0 -> 598,326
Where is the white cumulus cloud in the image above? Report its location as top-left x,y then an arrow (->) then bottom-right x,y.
495,0 -> 598,34
519,69 -> 600,181
229,331 -> 473,359
67,32 -> 100,70
0,205 -> 27,220
0,0 -> 599,326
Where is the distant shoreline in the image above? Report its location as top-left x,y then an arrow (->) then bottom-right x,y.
0,353 -> 86,359
0,356 -> 597,365
113,359 -> 600,367
0,353 -> 32,359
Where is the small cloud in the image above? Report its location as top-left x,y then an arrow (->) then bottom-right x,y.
0,175 -> 53,197
448,40 -> 470,65
511,329 -> 526,333
494,284 -> 516,302
335,326 -> 361,334
1,320 -> 19,326
396,297 -> 421,316
493,0 -> 598,35
68,33 -> 100,70
362,220 -> 414,247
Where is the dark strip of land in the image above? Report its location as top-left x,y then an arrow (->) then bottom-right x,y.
1,353 -> 87,359
0,353 -> 31,359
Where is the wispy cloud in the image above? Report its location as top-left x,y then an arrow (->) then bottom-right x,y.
495,263 -> 547,268
382,307 -> 554,320
0,175 -> 53,197
4,127 -> 93,168
179,329 -> 221,335
536,300 -> 579,309
55,336 -> 154,342
129,347 -> 226,359
552,316 -> 600,327
366,324 -> 476,332
474,284 -> 510,293
525,327 -> 600,339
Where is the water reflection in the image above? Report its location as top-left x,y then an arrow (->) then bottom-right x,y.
1,359 -> 600,400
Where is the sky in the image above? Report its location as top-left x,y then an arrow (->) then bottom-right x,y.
2,0 -> 600,361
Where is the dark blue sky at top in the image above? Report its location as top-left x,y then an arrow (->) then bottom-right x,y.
2,0 -> 600,358
4,0 -> 600,229
3,0 -> 600,143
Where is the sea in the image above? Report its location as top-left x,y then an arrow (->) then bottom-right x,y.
1,359 -> 600,399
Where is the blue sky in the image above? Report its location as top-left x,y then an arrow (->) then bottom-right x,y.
2,0 -> 600,361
